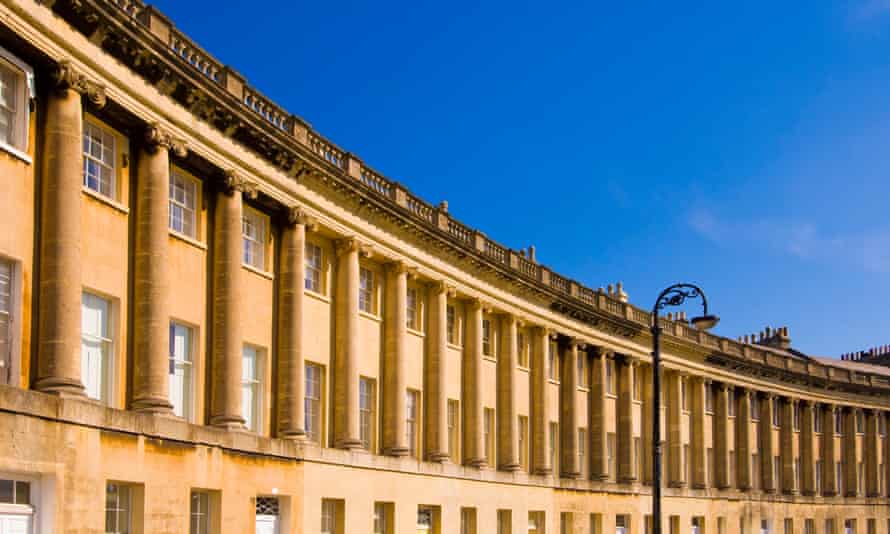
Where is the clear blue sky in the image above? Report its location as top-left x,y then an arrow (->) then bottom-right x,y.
155,1 -> 890,357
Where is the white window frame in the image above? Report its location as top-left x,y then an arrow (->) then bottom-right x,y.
446,305 -> 458,345
104,482 -> 133,534
305,242 -> 324,294
190,490 -> 211,534
305,363 -> 323,444
321,499 -> 337,534
407,389 -> 419,457
482,318 -> 492,357
0,46 -> 34,161
359,376 -> 375,451
169,321 -> 194,421
81,291 -> 113,403
358,267 -> 375,314
241,345 -> 263,432
169,169 -> 199,239
448,399 -> 459,462
82,118 -> 118,199
406,286 -> 419,331
242,207 -> 267,271
577,354 -> 588,388
0,257 -> 21,386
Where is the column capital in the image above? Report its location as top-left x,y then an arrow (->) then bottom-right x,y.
589,345 -> 614,359
51,59 -> 106,108
466,297 -> 483,311
567,337 -> 586,350
384,259 -> 414,275
428,280 -> 456,297
144,123 -> 187,157
334,237 -> 371,258
284,205 -> 317,229
222,170 -> 258,198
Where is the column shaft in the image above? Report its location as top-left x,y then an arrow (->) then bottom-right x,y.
617,358 -> 635,483
333,238 -> 363,448
276,209 -> 308,437
667,372 -> 684,487
531,327 -> 551,475
131,139 -> 173,413
424,282 -> 449,461
641,364 -> 654,485
759,393 -> 775,492
714,384 -> 730,489
383,262 -> 409,456
497,315 -> 519,470
780,398 -> 795,493
210,184 -> 246,428
35,86 -> 85,395
690,377 -> 707,488
800,401 -> 816,495
736,388 -> 752,490
865,410 -> 879,497
821,405 -> 837,496
462,300 -> 485,467
559,339 -> 579,478
843,408 -> 858,496
589,348 -> 608,480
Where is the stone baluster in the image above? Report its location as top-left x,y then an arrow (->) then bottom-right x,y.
780,398 -> 795,494
759,392 -> 775,492
131,125 -> 185,414
424,281 -> 450,462
667,371 -> 684,487
382,260 -> 410,456
690,377 -> 707,489
735,388 -> 752,490
559,338 -> 580,478
276,206 -> 314,438
497,313 -> 520,471
463,298 -> 485,467
865,409 -> 879,497
617,356 -> 636,483
209,172 -> 255,429
531,326 -> 551,475
821,404 -> 837,496
589,346 -> 609,480
843,407 -> 859,497
713,383 -> 731,489
332,237 -> 368,449
35,61 -> 106,395
800,400 -> 816,495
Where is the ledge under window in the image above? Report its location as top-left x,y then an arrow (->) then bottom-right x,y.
0,141 -> 32,164
359,310 -> 381,323
242,263 -> 273,280
305,289 -> 331,304
407,328 -> 425,339
169,229 -> 207,250
82,187 -> 129,214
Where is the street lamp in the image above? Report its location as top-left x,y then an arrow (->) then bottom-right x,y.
650,283 -> 719,534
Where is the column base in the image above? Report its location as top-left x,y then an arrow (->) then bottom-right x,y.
465,457 -> 487,468
532,467 -> 553,476
619,476 -> 639,484
800,489 -> 816,497
383,446 -> 410,457
426,451 -> 451,463
499,462 -> 521,472
278,428 -> 307,440
209,414 -> 247,430
130,396 -> 174,414
562,470 -> 581,479
334,437 -> 363,450
33,376 -> 85,396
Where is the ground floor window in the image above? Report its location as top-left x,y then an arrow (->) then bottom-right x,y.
256,496 -> 279,534
105,482 -> 135,534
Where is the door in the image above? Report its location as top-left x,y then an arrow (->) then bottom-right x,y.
0,514 -> 31,534
256,514 -> 278,534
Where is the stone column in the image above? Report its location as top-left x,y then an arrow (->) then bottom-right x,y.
641,363 -> 654,485
424,281 -> 450,462
590,347 -> 609,480
821,404 -> 837,496
531,326 -> 551,475
209,172 -> 254,428
131,126 -> 185,413
276,206 -> 313,438
736,388 -> 752,490
497,314 -> 519,471
714,383 -> 731,489
759,392 -> 775,492
35,62 -> 106,395
559,338 -> 580,478
382,261 -> 409,456
883,412 -> 890,498
800,400 -> 816,495
865,409 -> 879,497
780,398 -> 795,494
667,371 -> 684,487
617,357 -> 636,483
843,407 -> 858,497
463,298 -> 485,467
332,237 -> 366,449
690,377 -> 707,489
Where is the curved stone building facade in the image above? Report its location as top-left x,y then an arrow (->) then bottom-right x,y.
0,1 -> 888,532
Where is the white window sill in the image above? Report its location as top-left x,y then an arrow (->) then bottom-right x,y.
169,229 -> 207,250
447,342 -> 463,351
577,386 -> 590,392
82,186 -> 129,214
482,356 -> 497,364
517,365 -> 530,373
407,328 -> 425,339
547,378 -> 560,386
359,310 -> 381,322
0,141 -> 32,164
242,263 -> 273,280
305,289 -> 331,304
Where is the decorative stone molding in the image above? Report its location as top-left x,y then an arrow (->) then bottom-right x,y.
51,60 -> 106,108
429,280 -> 456,298
285,205 -> 317,230
222,170 -> 258,198
334,237 -> 371,258
144,123 -> 187,157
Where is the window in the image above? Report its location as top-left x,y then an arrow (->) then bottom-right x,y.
607,432 -> 616,480
484,407 -> 495,463
632,365 -> 642,401
105,483 -> 134,534
498,510 -> 512,534
591,513 -> 602,534
844,519 -> 856,534
374,502 -> 392,534
169,170 -> 199,238
835,410 -> 843,434
815,460 -> 823,493
577,354 -> 588,388
804,519 -> 815,534
83,119 -> 117,198
680,377 -> 688,411
880,414 -> 886,436
692,517 -> 703,534
795,457 -> 802,490
0,478 -> 30,505
359,267 -> 374,313
635,438 -> 642,482
728,388 -> 736,416
718,517 -> 727,534
561,512 -> 573,534
815,406 -> 823,433
242,208 -> 266,270
0,259 -> 13,385
858,461 -> 865,495
774,455 -> 781,490
772,398 -> 781,427
616,514 -> 628,534
257,497 -> 281,534
548,340 -> 558,380
417,507 -> 434,534
0,48 -> 32,154
707,448 -> 715,486
528,512 -> 545,534
760,519 -> 771,534
752,396 -> 760,421
241,345 -> 263,432
461,507 -> 477,534
856,411 -> 864,434
360,377 -> 375,450
606,359 -> 615,395
321,499 -> 340,534
551,422 -> 559,473
82,292 -> 112,402
482,319 -> 493,357
406,287 -> 419,330
518,331 -> 529,367
705,385 -> 714,413
305,242 -> 324,293
837,461 -> 844,495
190,491 -> 211,534
448,399 -> 459,462
446,305 -> 457,345
825,519 -> 835,534
519,415 -> 529,471
305,363 -> 322,443
867,518 -> 876,534
793,403 -> 801,431
578,428 -> 587,478
169,322 -> 194,420
407,390 -> 419,457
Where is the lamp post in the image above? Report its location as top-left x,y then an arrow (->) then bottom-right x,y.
650,283 -> 719,534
